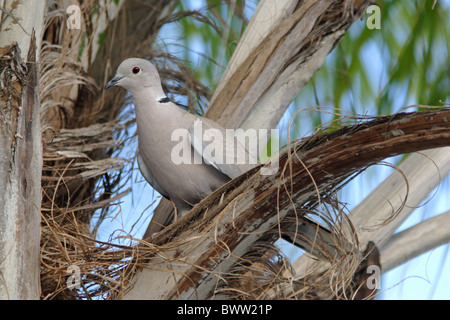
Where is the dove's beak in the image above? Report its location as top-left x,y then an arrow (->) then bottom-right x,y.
105,76 -> 123,90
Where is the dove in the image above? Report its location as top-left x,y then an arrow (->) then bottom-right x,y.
105,58 -> 256,230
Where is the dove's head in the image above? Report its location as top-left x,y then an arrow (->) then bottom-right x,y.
105,58 -> 165,99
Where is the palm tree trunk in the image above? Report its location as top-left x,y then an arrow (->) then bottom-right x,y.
0,0 -> 45,299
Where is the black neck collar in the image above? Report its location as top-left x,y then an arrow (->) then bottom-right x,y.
158,96 -> 170,103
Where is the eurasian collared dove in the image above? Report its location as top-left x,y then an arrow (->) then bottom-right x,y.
105,58 -> 348,258
105,58 -> 256,221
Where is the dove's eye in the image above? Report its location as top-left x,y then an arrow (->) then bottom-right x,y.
132,66 -> 141,74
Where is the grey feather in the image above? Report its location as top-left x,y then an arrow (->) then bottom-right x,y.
137,152 -> 169,200
188,118 -> 258,179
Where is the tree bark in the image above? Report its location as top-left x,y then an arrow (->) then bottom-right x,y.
0,0 -> 45,299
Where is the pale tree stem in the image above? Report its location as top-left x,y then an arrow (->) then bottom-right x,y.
380,210 -> 450,273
